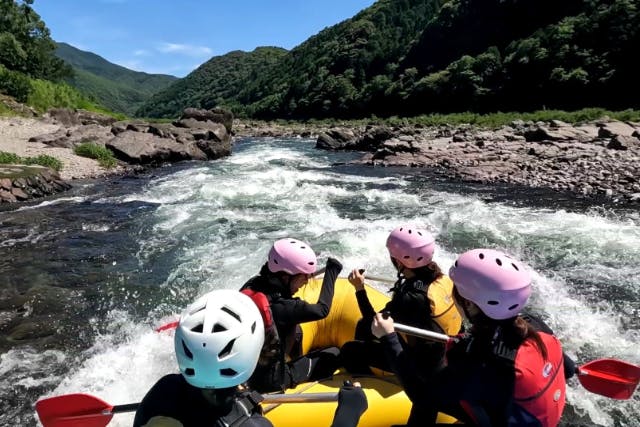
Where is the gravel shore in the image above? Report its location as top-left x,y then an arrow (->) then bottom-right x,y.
0,116 -> 113,180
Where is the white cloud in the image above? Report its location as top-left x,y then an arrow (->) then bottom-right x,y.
157,43 -> 212,57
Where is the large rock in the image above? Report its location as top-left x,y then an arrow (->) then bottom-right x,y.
181,107 -> 234,133
106,131 -> 207,164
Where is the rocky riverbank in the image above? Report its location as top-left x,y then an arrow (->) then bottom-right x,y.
0,107 -> 233,203
313,119 -> 640,205
3,110 -> 640,205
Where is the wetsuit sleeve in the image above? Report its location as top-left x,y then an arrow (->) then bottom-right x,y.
379,332 -> 425,401
272,258 -> 342,324
330,386 -> 368,427
354,289 -> 377,319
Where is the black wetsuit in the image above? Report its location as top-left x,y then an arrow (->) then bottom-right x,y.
380,314 -> 573,427
242,258 -> 343,392
341,276 -> 446,376
133,374 -> 271,427
133,374 -> 368,427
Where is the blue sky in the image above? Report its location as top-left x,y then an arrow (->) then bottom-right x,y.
31,0 -> 377,78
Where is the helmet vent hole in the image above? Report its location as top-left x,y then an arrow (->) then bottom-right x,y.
508,303 -> 519,311
220,368 -> 237,377
487,300 -> 499,306
403,255 -> 410,260
308,261 -> 315,266
495,258 -> 502,266
479,253 -> 485,259
408,229 -> 412,234
181,340 -> 194,360
191,324 -> 204,333
222,306 -> 241,322
218,339 -> 235,358
511,263 -> 519,271
213,323 -> 227,333
416,256 -> 423,262
184,368 -> 195,376
454,260 -> 458,267
417,231 -> 422,236
273,259 -> 279,265
251,321 -> 257,334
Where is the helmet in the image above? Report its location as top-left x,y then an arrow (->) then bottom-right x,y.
386,224 -> 436,269
267,238 -> 317,275
449,249 -> 531,320
174,289 -> 265,389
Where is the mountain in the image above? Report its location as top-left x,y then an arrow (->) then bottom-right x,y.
136,47 -> 287,119
138,0 -> 442,119
138,0 -> 639,120
54,42 -> 178,116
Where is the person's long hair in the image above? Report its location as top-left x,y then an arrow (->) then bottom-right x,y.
412,260 -> 444,284
454,286 -> 548,359
473,312 -> 548,360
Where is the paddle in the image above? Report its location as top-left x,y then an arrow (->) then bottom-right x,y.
393,322 -> 640,400
36,391 -> 339,427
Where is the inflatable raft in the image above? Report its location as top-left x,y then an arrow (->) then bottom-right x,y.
264,277 -> 459,426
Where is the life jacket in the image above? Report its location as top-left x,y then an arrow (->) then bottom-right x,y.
511,333 -> 566,427
426,275 -> 462,335
404,275 -> 462,335
491,332 -> 566,427
216,390 -> 264,427
240,288 -> 283,368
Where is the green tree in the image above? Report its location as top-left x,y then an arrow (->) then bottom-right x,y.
0,0 -> 71,80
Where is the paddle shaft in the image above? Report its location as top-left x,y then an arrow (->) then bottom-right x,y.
109,392 -> 339,415
394,323 -> 450,342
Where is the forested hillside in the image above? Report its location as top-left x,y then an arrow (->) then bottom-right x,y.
136,47 -> 287,118
140,0 -> 639,120
55,42 -> 178,116
387,0 -> 640,115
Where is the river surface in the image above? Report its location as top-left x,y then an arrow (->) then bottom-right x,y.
1,137 -> 638,426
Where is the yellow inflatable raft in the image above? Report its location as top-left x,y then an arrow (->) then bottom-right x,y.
264,277 -> 459,426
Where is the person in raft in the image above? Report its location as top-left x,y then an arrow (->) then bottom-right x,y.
341,224 -> 462,372
133,289 -> 368,427
241,238 -> 343,393
372,249 -> 567,426
340,224 -> 462,424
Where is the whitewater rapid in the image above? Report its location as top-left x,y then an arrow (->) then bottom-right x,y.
0,137 -> 638,426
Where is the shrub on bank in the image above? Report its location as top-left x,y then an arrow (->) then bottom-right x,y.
73,142 -> 117,168
0,151 -> 63,171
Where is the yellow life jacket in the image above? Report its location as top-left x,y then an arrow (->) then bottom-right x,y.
427,275 -> 462,335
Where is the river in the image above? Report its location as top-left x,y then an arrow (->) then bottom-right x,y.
1,137 -> 638,426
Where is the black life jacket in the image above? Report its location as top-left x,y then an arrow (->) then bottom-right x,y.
216,390 -> 264,427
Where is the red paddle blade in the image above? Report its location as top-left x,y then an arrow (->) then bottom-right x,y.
36,393 -> 114,427
578,358 -> 640,400
155,320 -> 179,332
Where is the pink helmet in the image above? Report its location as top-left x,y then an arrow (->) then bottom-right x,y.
449,249 -> 531,320
386,224 -> 435,269
267,238 -> 317,275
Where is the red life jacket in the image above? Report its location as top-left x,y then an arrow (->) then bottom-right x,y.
240,288 -> 283,367
512,332 -> 566,427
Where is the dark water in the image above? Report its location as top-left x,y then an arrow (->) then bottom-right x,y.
0,138 -> 638,426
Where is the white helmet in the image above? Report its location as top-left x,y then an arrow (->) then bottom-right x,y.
174,289 -> 265,389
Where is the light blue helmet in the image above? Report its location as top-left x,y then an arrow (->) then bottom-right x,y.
174,290 -> 264,388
